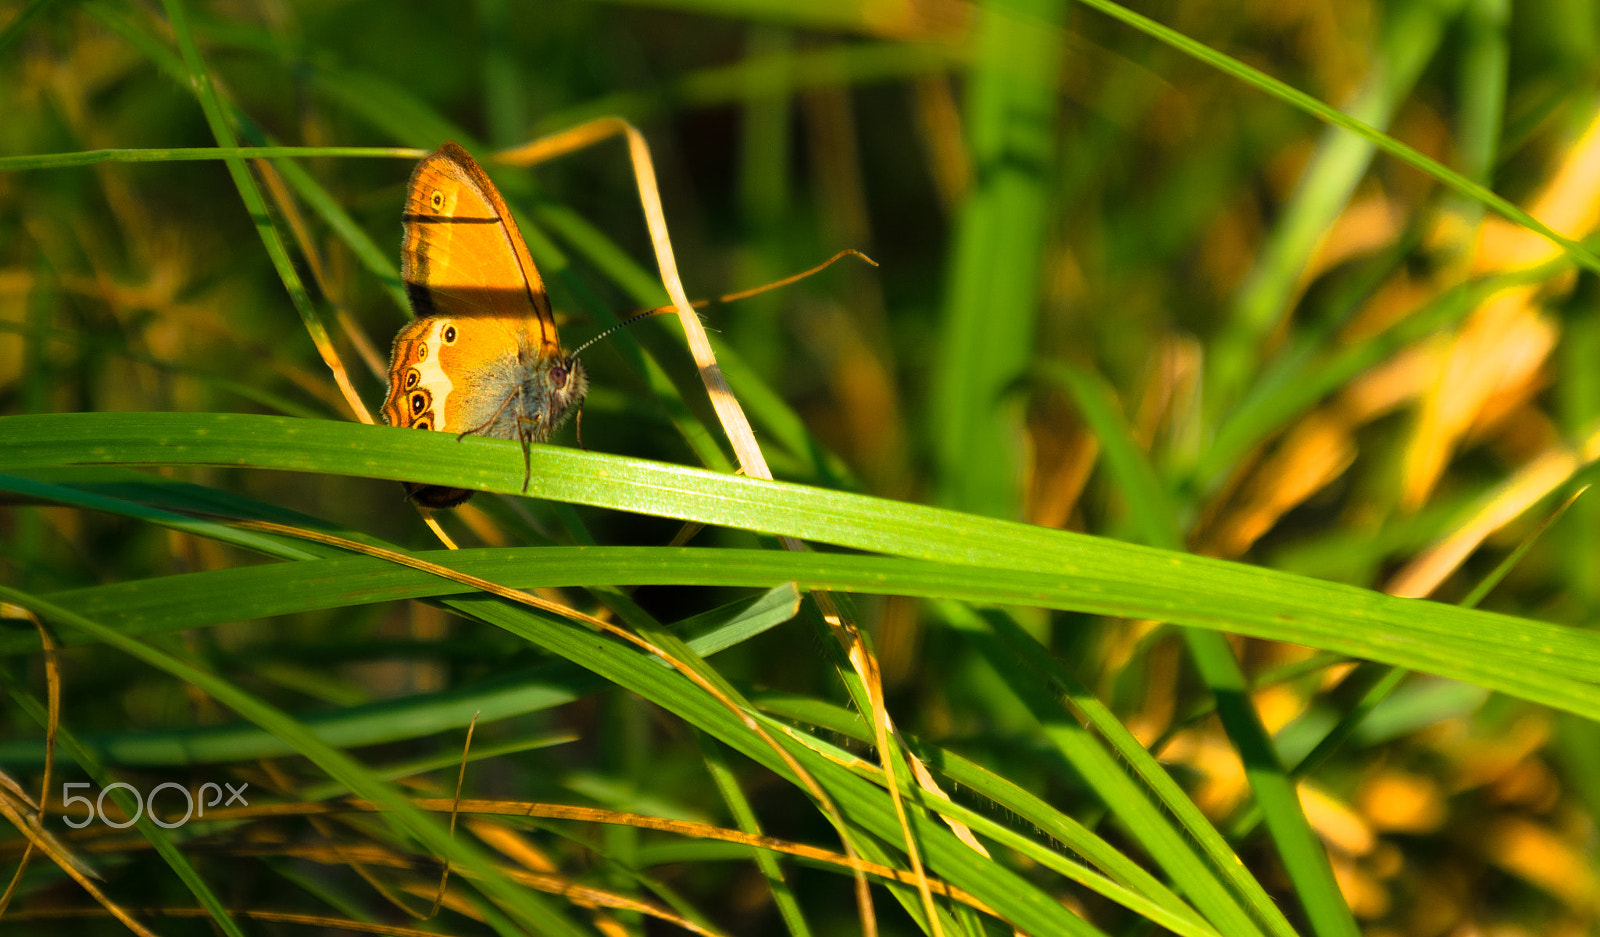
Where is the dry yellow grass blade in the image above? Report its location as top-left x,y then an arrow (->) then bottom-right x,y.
399,874 -> 496,925
426,711 -> 478,918
32,790 -> 1002,928
0,606 -> 60,919
118,796 -> 995,917
462,818 -> 559,872
1403,103 -> 1600,508
0,773 -> 43,919
911,74 -> 971,213
497,119 -> 764,478
811,590 -> 944,935
1307,193 -> 1406,282
1480,817 -> 1600,913
254,157 -> 387,392
1297,782 -> 1375,858
1204,410 -> 1356,557
497,120 -> 950,936
1386,428 -> 1600,597
1200,334 -> 1436,558
216,515 -> 888,924
9,867 -> 726,937
486,867 -> 728,937
1356,771 -> 1445,835
299,793 -> 436,920
0,788 -> 152,937
52,831 -> 733,936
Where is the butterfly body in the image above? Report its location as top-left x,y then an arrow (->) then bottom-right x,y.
383,142 -> 586,508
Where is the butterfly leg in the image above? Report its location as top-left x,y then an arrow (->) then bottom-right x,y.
516,413 -> 542,495
574,403 -> 588,451
512,384 -> 538,494
520,435 -> 534,493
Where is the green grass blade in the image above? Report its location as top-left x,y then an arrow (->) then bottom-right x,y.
157,0 -> 354,414
435,590 -> 1105,934
698,732 -> 815,937
902,738 -> 1215,931
931,0 -> 1067,518
0,584 -> 793,764
1183,632 -> 1359,937
0,473 -> 322,560
1074,0 -> 1600,275
942,605 -> 1273,937
757,701 -> 1224,937
0,685 -> 247,937
1044,364 -> 1362,937
0,147 -> 420,172
0,586 -> 591,937
1456,0 -> 1511,188
9,414 -> 1600,716
1207,0 -> 1464,417
1042,361 -> 1183,545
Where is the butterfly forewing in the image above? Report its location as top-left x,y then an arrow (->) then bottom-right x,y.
400,142 -> 559,352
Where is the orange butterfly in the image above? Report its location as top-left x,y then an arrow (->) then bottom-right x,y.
382,142 -> 587,508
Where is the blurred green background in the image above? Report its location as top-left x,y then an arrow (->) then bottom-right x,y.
5,0 -> 1600,934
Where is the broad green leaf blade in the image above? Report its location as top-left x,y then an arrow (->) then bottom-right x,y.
7,414 -> 1600,711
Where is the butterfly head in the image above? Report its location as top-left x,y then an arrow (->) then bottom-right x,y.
518,352 -> 588,444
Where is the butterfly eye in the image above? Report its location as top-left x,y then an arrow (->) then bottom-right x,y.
410,392 -> 427,414
443,325 -> 457,344
549,364 -> 568,385
404,370 -> 419,389
430,190 -> 445,210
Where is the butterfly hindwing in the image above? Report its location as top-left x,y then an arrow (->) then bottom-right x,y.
381,316 -> 452,432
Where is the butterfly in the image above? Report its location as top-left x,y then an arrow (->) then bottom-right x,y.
381,142 -> 588,508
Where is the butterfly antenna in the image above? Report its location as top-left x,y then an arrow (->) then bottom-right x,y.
569,249 -> 876,362
568,306 -> 676,361
713,248 -> 876,304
